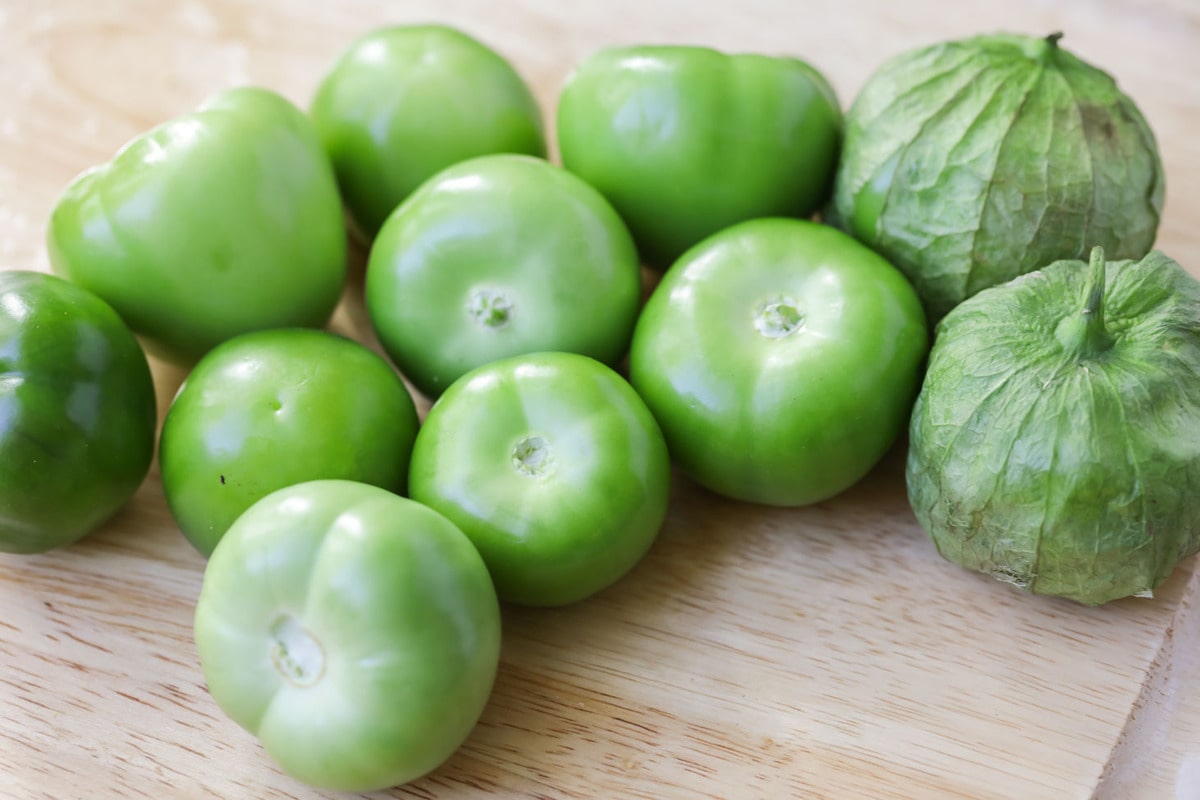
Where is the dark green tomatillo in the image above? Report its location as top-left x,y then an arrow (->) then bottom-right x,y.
0,271 -> 156,553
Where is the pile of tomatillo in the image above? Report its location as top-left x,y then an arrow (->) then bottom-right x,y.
2,23 -> 1198,792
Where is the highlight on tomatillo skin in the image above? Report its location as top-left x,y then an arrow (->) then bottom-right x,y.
629,217 -> 928,506
47,87 -> 348,363
0,271 -> 157,553
311,23 -> 547,239
365,154 -> 642,398
557,44 -> 843,267
159,328 -> 420,557
408,352 -> 672,606
193,480 -> 502,793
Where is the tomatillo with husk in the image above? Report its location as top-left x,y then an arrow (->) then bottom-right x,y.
832,32 -> 1164,321
907,247 -> 1200,604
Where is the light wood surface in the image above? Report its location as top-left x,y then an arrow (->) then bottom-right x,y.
1,1 -> 1199,798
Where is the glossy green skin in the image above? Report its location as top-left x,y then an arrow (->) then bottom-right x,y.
159,329 -> 419,557
409,352 -> 671,606
312,24 -> 546,239
194,480 -> 501,792
557,45 -> 843,268
0,271 -> 156,553
629,219 -> 929,506
48,87 -> 347,363
366,154 -> 642,398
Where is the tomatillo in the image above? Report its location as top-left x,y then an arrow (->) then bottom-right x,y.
194,479 -> 501,792
557,45 -> 843,267
0,271 -> 156,553
312,24 -> 546,239
907,248 -> 1200,604
409,352 -> 671,606
159,328 -> 419,556
48,87 -> 347,362
365,154 -> 642,398
629,219 -> 929,506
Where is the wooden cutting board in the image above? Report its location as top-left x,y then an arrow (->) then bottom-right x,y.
1,1 -> 1198,798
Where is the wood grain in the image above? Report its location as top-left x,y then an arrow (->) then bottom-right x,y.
1,1 -> 1198,798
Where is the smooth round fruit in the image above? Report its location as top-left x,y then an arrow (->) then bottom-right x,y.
365,154 -> 642,398
312,24 -> 546,238
160,328 -> 419,556
409,352 -> 671,606
629,218 -> 929,506
194,479 -> 501,792
557,44 -> 842,267
48,87 -> 347,362
0,270 -> 156,553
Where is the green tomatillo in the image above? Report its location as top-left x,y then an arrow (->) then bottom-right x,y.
312,24 -> 547,239
48,87 -> 347,362
0,271 -> 156,553
409,352 -> 671,606
194,479 -> 501,792
557,45 -> 843,267
365,154 -> 642,398
629,218 -> 929,506
159,328 -> 419,556
832,32 -> 1164,321
907,247 -> 1200,605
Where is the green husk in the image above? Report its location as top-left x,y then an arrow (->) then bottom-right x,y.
906,248 -> 1200,604
833,33 -> 1165,321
